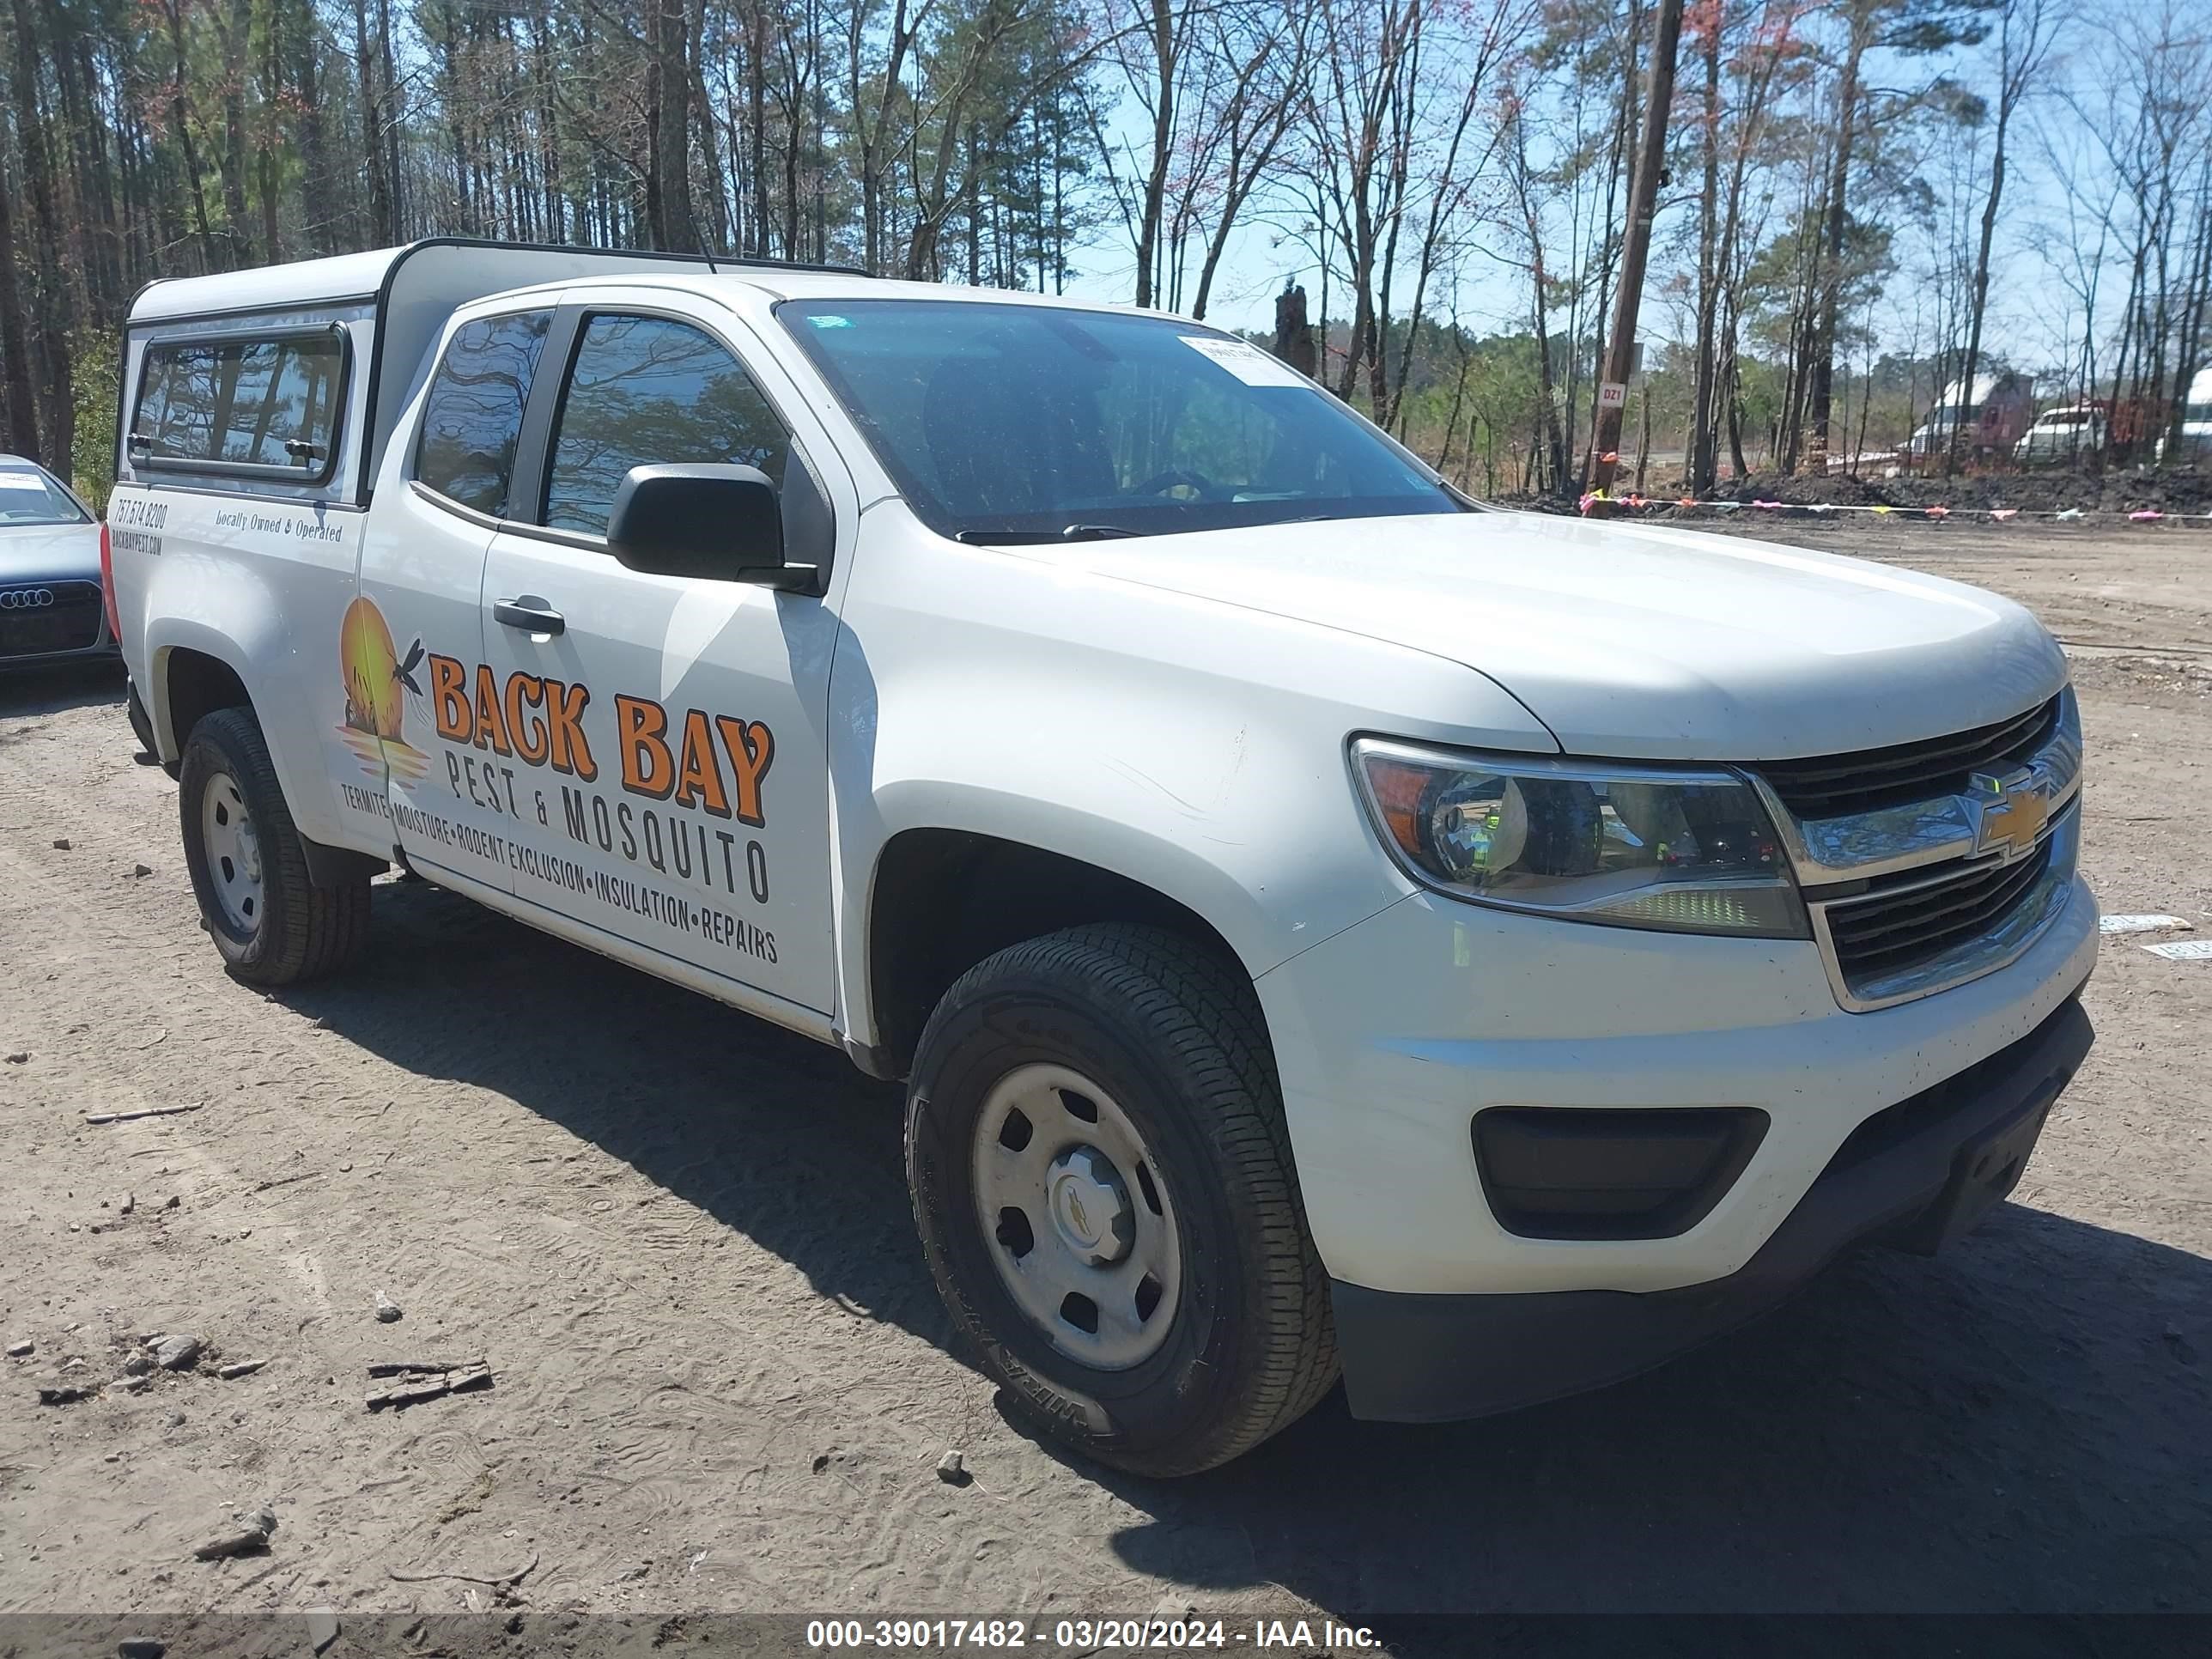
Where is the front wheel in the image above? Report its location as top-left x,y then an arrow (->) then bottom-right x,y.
179,707 -> 368,986
906,925 -> 1337,1476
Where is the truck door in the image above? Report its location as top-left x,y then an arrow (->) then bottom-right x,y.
473,300 -> 841,1015
356,307 -> 556,897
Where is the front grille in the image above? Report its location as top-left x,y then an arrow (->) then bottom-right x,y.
1759,694 -> 2062,818
1825,836 -> 2054,988
0,580 -> 103,659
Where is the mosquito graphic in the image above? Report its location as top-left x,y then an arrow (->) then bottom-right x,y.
343,636 -> 426,737
390,636 -> 433,738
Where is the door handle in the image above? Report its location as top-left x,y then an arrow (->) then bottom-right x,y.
494,597 -> 565,636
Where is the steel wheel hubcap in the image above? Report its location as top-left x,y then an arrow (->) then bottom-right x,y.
201,770 -> 264,936
972,1063 -> 1182,1370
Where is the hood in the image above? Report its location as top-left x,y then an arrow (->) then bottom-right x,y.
1019,510 -> 2067,761
0,522 -> 101,586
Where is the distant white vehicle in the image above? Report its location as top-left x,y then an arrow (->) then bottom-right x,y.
2014,404 -> 2106,468
2160,367 -> 2212,463
1905,372 -> 2033,464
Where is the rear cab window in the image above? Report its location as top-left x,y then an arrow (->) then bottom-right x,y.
412,310 -> 553,518
131,328 -> 348,483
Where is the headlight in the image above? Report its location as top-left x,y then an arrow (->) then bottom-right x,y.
1352,739 -> 1808,939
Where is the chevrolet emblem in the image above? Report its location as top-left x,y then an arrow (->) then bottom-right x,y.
1969,767 -> 2051,861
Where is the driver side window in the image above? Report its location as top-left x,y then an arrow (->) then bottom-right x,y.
541,313 -> 789,538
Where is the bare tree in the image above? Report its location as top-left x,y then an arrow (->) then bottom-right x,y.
1947,0 -> 2058,473
1501,79 -> 1569,491
1179,2 -> 1315,319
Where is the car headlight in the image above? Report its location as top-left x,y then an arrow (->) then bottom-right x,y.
1352,738 -> 1808,939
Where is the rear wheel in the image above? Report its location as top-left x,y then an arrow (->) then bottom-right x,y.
906,924 -> 1337,1476
179,707 -> 368,985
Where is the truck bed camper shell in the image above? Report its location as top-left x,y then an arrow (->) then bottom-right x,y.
120,239 -> 866,507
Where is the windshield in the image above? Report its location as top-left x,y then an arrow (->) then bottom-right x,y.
777,299 -> 1458,541
0,462 -> 89,527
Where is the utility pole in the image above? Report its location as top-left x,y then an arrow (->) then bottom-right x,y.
1585,0 -> 1686,514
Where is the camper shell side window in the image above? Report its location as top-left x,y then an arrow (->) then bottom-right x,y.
128,325 -> 351,486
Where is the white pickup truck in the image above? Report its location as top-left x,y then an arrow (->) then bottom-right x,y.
106,240 -> 2097,1475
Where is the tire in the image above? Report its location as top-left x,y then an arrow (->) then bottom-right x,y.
906,924 -> 1337,1476
178,706 -> 369,986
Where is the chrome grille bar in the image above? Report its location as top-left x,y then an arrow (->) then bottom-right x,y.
1751,686 -> 2085,1012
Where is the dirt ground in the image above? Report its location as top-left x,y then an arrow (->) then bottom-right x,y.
2,522 -> 2209,1651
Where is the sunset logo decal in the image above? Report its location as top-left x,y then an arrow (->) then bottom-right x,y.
337,596 -> 433,786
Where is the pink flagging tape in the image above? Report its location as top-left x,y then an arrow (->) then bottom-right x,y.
1571,493 -> 2212,525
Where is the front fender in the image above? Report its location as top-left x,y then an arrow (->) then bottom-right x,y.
827,641 -> 1512,1052
823,502 -> 1561,1053
860,772 -> 1391,992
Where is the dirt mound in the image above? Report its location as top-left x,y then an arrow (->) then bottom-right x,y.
1710,470 -> 2212,515
1496,468 -> 2212,520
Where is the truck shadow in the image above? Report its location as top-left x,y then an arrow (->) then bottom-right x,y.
284,878 -> 2211,1629
1103,1213 -> 2211,1629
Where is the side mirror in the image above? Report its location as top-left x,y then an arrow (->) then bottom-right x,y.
607,463 -> 812,588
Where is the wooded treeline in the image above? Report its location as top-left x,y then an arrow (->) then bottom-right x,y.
3,0 -> 2210,502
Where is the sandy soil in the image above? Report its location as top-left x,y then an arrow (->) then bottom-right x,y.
1,524 -> 2208,1650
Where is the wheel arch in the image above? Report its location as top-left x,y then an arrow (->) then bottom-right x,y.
860,825 -> 1269,1082
153,638 -> 253,766
147,599 -> 354,851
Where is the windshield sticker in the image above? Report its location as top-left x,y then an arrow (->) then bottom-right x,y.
806,314 -> 854,329
1179,335 -> 1309,388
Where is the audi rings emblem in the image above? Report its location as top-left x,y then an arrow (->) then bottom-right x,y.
0,587 -> 57,611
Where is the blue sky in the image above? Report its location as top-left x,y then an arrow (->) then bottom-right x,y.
1051,7 -> 2145,396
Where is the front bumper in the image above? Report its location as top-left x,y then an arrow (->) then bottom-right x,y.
0,592 -> 118,672
1328,994 -> 2093,1420
1255,871 -> 2098,1298
0,637 -> 120,672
